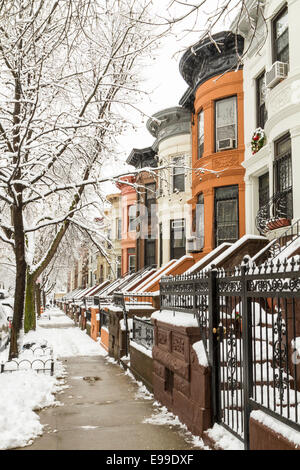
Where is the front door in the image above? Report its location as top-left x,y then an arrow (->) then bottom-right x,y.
215,186 -> 239,247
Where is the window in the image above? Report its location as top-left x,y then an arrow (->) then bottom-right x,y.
145,183 -> 156,223
172,156 -> 185,192
259,173 -> 270,210
128,205 -> 136,232
116,218 -> 122,240
273,5 -> 289,64
215,96 -> 237,151
274,134 -> 293,219
159,223 -> 163,267
257,72 -> 268,128
196,193 -> 204,245
117,256 -> 122,278
145,239 -> 156,267
198,110 -> 204,159
128,248 -> 136,273
170,219 -> 186,259
214,186 -> 239,247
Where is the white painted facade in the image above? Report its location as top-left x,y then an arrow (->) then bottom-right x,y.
236,0 -> 300,237
147,107 -> 192,267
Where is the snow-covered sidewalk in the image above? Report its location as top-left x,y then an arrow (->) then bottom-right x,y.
0,307 -> 107,450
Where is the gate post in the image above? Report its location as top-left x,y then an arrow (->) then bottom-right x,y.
241,263 -> 253,450
208,266 -> 220,424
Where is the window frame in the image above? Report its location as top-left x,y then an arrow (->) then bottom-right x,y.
272,4 -> 289,64
128,204 -> 137,232
197,109 -> 204,159
214,185 -> 239,247
128,248 -> 136,273
144,238 -> 156,267
172,156 -> 185,193
256,71 -> 268,129
215,95 -> 238,152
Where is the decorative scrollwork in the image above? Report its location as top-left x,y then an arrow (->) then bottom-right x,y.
273,309 -> 288,402
226,325 -> 239,396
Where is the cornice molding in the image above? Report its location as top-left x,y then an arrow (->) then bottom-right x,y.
146,106 -> 191,145
179,31 -> 244,109
126,146 -> 157,169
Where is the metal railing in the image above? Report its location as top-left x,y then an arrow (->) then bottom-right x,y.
160,257 -> 300,449
123,292 -> 157,308
256,189 -> 293,234
1,357 -> 54,375
132,317 -> 154,351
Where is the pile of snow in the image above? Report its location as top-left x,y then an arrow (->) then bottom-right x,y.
143,403 -> 209,449
151,310 -> 198,328
192,341 -> 209,367
0,330 -> 66,451
205,423 -> 244,450
0,308 -> 110,450
0,368 -> 66,450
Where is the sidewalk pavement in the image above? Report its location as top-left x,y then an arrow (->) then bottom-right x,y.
21,354 -> 203,450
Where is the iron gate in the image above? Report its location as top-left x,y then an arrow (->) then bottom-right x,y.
216,270 -> 246,442
160,257 -> 300,449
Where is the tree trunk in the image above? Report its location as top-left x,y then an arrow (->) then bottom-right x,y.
9,206 -> 26,360
24,271 -> 36,333
35,283 -> 41,318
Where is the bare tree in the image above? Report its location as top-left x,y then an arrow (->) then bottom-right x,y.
135,0 -> 267,67
0,0 -> 166,358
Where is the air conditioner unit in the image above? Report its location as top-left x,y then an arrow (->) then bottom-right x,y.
217,138 -> 234,151
172,220 -> 185,229
187,237 -> 204,253
266,61 -> 288,88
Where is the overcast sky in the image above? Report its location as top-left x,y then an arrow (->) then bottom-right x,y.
102,0 -> 237,191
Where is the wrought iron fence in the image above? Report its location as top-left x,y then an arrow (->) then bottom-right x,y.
160,257 -> 300,449
160,271 -> 210,363
1,357 -> 54,375
132,316 -> 154,350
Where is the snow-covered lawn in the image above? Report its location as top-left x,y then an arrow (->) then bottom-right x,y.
0,308 -> 107,450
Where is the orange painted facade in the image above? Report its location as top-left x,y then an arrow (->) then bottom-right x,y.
116,175 -> 137,275
190,70 -> 245,262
